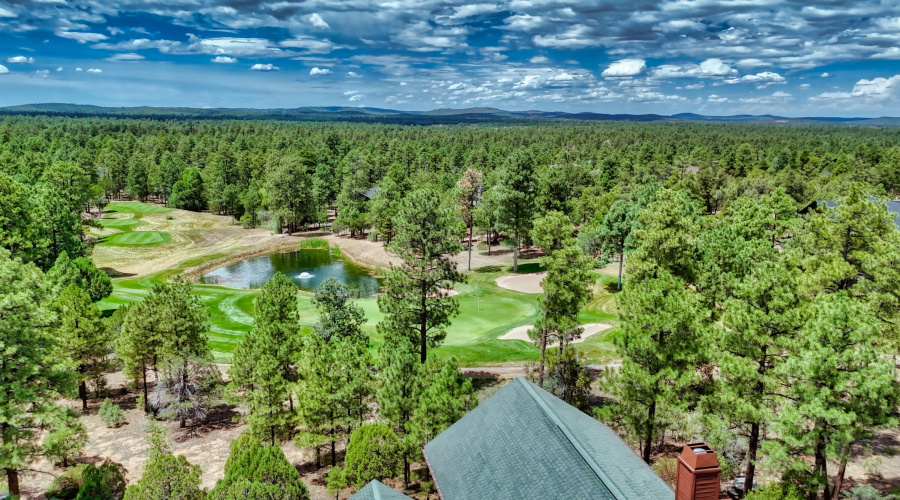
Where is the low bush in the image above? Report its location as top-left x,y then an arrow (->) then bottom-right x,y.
99,398 -> 126,427
344,423 -> 402,489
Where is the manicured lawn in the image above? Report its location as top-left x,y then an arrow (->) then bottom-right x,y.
100,231 -> 172,246
105,201 -> 172,217
98,218 -> 144,231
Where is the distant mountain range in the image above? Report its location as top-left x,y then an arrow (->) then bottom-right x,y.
2,103 -> 899,126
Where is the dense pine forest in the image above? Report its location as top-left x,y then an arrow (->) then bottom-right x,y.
3,115 -> 900,500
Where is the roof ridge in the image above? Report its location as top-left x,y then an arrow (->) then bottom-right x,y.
515,377 -> 627,500
373,482 -> 382,500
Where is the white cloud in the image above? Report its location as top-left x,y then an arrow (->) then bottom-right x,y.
708,94 -> 729,103
657,19 -> 705,32
280,36 -> 341,54
7,56 -> 34,64
344,90 -> 358,95
75,67 -> 83,72
652,58 -> 737,78
106,53 -> 144,62
348,94 -> 363,101
800,83 -> 810,88
821,72 -> 831,77
534,25 -> 601,49
307,13 -> 330,29
250,63 -> 279,71
211,56 -> 237,63
346,71 -> 361,77
0,65 -> 8,75
739,71 -> 786,84
56,67 -> 62,72
0,6 -> 16,17
107,26 -> 123,36
35,69 -> 49,76
86,68 -> 102,73
529,55 -> 550,64
400,81 -> 407,85
740,90 -> 793,104
56,31 -> 108,43
811,75 -> 900,102
684,82 -> 705,89
500,14 -> 544,31
310,66 -> 332,75
602,59 -> 646,77
450,4 -> 500,20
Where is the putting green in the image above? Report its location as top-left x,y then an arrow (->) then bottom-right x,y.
101,231 -> 172,246
105,201 -> 172,217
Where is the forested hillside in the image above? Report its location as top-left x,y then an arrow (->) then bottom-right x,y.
3,116 -> 900,500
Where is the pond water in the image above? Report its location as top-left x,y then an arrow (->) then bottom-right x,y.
199,249 -> 381,297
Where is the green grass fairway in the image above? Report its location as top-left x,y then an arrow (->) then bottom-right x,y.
105,201 -> 172,217
100,257 -> 619,365
100,231 -> 172,246
98,218 -> 145,231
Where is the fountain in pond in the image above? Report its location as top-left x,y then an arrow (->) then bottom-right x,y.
297,272 -> 314,279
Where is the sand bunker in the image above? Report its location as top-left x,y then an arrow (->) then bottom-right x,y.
499,323 -> 613,347
495,272 -> 546,294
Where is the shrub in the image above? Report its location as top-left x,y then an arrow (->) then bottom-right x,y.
299,238 -> 328,249
43,417 -> 88,467
842,485 -> 900,500
99,398 -> 126,428
46,464 -> 88,499
46,461 -> 126,500
326,466 -> 347,499
208,432 -> 309,500
76,460 -> 127,500
745,483 -> 805,500
344,423 -> 402,489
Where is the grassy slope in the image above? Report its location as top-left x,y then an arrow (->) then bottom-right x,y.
95,202 -> 172,246
97,202 -> 620,366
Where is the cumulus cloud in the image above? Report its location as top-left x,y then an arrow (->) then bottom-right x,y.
534,25 -> 602,49
0,6 -> 15,17
7,56 -> 34,64
708,94 -> 729,103
106,53 -> 144,62
346,71 -> 361,77
449,4 -> 500,20
212,56 -> 237,63
56,31 -> 108,44
602,59 -> 646,77
310,67 -> 331,75
250,63 -> 279,71
307,13 -> 329,29
653,58 -> 737,78
86,68 -> 102,73
348,94 -> 363,101
75,67 -> 83,72
35,69 -> 49,76
530,55 -> 550,64
56,67 -> 62,72
0,65 -> 8,75
811,75 -> 900,102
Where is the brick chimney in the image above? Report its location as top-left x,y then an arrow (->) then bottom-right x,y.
675,442 -> 721,500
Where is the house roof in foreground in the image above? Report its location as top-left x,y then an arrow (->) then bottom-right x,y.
348,480 -> 413,500
423,377 -> 674,500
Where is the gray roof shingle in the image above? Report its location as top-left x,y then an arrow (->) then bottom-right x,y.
423,377 -> 674,500
348,480 -> 414,500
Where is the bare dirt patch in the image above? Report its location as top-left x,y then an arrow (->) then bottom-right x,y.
498,323 -> 613,346
495,272 -> 546,294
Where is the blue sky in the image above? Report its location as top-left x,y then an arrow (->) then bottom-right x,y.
1,0 -> 899,116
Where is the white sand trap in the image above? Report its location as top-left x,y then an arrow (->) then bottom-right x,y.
495,272 -> 546,294
499,323 -> 613,347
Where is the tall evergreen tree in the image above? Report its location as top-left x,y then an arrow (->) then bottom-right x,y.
209,433 -> 310,500
377,188 -> 464,363
494,149 -> 536,272
312,278 -> 366,344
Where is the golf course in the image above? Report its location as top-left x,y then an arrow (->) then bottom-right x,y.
92,201 -> 621,366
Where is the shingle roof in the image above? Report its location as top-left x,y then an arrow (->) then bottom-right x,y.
348,480 -> 414,500
423,377 -> 674,500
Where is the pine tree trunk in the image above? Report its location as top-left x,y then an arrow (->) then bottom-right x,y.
6,467 -> 19,498
830,445 -> 851,500
79,379 -> 88,412
420,291 -> 428,364
642,397 -> 656,464
811,431 -> 828,500
180,417 -> 186,429
486,230 -> 491,256
467,224 -> 473,271
538,328 -> 547,388
744,421 -> 760,497
617,253 -> 624,290
513,229 -> 519,272
142,362 -> 149,414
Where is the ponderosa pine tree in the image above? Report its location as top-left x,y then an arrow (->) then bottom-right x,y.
597,199 -> 633,290
377,188 -> 464,363
42,409 -> 88,467
152,353 -> 222,428
0,248 -> 75,497
120,277 -> 210,413
344,423 -> 402,489
124,422 -> 206,500
228,273 -> 302,442
312,278 -> 367,344
599,188 -> 709,464
529,242 -> 593,387
409,356 -> 475,448
375,336 -> 422,487
455,168 -> 482,270
530,210 -> 575,257
168,168 -> 205,211
209,432 -> 310,500
45,251 -> 113,302
494,149 -> 536,272
53,283 -> 112,411
264,152 -> 318,234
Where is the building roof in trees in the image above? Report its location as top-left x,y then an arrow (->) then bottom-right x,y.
361,187 -> 380,200
423,377 -> 674,500
802,199 -> 900,230
348,480 -> 414,500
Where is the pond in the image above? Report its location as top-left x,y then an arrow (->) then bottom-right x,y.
199,249 -> 381,297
